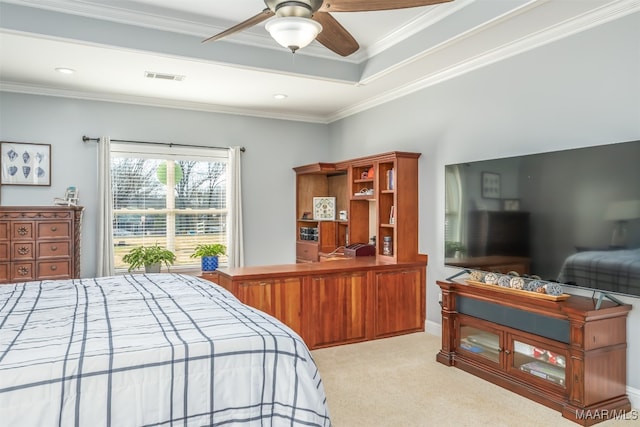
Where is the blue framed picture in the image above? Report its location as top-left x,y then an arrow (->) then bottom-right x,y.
1,141 -> 51,186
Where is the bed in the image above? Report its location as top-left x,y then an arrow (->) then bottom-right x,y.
0,274 -> 331,426
557,248 -> 640,295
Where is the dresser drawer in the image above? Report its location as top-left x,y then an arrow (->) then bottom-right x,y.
38,241 -> 70,258
37,222 -> 71,239
11,262 -> 35,282
12,222 -> 34,240
0,263 -> 9,283
11,242 -> 34,260
37,261 -> 70,279
0,222 -> 8,240
0,242 -> 9,261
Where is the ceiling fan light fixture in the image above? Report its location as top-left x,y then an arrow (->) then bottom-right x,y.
265,16 -> 322,53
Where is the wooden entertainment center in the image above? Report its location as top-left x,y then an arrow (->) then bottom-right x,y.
202,150 -> 427,349
436,279 -> 632,426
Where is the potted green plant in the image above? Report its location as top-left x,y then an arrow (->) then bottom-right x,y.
122,244 -> 176,273
191,243 -> 226,272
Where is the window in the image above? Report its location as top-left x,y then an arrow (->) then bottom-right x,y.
111,142 -> 228,271
445,165 -> 464,257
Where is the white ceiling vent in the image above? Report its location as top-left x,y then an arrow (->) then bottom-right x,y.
144,71 -> 185,81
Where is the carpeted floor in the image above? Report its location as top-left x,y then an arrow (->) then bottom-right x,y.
312,332 -> 637,427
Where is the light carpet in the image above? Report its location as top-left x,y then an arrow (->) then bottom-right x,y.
312,332 -> 637,427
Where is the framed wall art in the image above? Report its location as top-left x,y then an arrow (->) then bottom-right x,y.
313,197 -> 336,220
481,171 -> 500,199
0,141 -> 51,186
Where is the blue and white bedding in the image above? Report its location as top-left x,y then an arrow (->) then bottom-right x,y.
557,248 -> 640,295
0,274 -> 331,426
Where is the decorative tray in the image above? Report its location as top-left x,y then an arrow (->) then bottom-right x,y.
464,280 -> 570,301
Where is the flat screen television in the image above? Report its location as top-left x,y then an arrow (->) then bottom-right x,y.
444,139 -> 640,298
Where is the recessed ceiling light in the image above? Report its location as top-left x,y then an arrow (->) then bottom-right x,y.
273,94 -> 288,100
55,67 -> 75,74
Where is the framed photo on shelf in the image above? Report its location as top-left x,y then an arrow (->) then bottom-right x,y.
0,141 -> 51,186
481,172 -> 500,199
503,199 -> 520,211
313,197 -> 336,220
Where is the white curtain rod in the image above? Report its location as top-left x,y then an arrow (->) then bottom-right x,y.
82,135 -> 245,152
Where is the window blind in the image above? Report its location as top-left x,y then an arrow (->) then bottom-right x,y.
110,142 -> 229,271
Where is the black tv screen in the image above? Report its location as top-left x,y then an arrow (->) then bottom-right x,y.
444,139 -> 640,297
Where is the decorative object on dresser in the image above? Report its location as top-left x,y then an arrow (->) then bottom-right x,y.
53,186 -> 79,206
0,206 -> 83,283
436,279 -> 631,426
0,141 -> 51,186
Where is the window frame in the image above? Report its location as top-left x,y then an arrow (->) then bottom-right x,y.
110,142 -> 229,272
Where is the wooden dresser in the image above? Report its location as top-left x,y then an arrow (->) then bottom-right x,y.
0,206 -> 84,283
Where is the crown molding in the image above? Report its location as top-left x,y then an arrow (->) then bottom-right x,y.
2,0 -> 637,124
362,0 -> 476,59
0,82 -> 329,124
328,0 -> 640,122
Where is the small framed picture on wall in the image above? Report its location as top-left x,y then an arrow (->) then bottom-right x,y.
0,141 -> 51,186
481,172 -> 500,199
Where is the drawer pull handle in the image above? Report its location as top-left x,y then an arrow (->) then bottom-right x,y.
18,266 -> 29,276
18,227 -> 28,236
18,246 -> 30,255
51,226 -> 58,232
51,246 -> 58,251
51,265 -> 58,271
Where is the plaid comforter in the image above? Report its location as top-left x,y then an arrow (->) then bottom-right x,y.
0,274 -> 331,427
557,248 -> 640,295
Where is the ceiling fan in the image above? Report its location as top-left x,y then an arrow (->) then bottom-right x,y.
202,0 -> 453,57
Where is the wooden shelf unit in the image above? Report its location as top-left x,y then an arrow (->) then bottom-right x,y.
294,151 -> 420,262
436,280 -> 631,426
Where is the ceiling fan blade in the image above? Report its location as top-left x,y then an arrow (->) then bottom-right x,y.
319,0 -> 452,13
202,8 -> 274,43
312,12 -> 359,57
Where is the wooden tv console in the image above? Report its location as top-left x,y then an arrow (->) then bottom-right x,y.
436,280 -> 631,426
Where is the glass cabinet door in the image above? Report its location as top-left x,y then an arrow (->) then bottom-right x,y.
511,340 -> 566,388
459,325 -> 500,364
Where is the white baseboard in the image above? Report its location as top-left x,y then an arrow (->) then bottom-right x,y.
425,320 -> 639,410
627,386 -> 640,410
425,320 -> 441,336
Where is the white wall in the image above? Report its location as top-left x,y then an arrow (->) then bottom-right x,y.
0,93 -> 329,274
328,13 -> 640,399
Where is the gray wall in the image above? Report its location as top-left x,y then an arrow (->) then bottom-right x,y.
0,93 -> 328,274
328,13 -> 640,395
